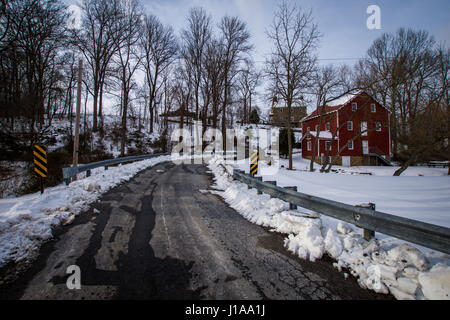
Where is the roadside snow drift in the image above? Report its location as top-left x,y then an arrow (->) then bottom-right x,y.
0,155 -> 170,268
207,156 -> 450,300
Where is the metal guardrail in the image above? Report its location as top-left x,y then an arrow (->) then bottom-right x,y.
233,169 -> 450,254
62,153 -> 170,185
427,160 -> 449,168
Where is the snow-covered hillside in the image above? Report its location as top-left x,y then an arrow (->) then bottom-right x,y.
0,114 -> 170,199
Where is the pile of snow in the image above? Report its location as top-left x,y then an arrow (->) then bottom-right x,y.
0,155 -> 170,267
207,155 -> 450,300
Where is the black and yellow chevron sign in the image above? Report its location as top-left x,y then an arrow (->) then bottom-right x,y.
33,145 -> 48,178
250,151 -> 258,176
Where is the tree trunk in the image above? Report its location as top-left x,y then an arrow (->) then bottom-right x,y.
243,98 -> 247,125
393,155 -> 416,176
84,84 -> 88,131
93,86 -> 98,132
120,85 -> 128,157
149,103 -> 154,134
310,124 -> 322,172
393,163 -> 409,176
287,101 -> 293,170
99,81 -> 104,133
248,92 -> 252,124
222,87 -> 227,153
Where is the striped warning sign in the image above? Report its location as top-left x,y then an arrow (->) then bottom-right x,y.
33,145 -> 47,178
250,151 -> 258,176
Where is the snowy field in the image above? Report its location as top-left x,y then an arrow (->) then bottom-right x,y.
208,155 -> 450,300
0,155 -> 170,268
237,156 -> 450,228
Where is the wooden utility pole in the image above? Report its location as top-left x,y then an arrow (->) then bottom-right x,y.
72,58 -> 82,181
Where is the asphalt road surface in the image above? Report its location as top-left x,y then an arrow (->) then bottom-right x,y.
0,161 -> 392,300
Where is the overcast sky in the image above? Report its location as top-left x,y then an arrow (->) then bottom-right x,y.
145,0 -> 449,114
66,0 -> 450,115
142,0 -> 450,63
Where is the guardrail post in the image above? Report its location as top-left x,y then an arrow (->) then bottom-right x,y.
86,169 -> 91,178
356,202 -> 376,241
285,186 -> 298,210
105,166 -> 108,171
265,181 -> 277,198
255,177 -> 263,194
65,178 -> 71,186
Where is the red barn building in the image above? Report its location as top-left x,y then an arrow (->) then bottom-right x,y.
301,91 -> 391,167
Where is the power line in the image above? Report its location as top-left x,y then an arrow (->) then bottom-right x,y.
253,57 -> 367,63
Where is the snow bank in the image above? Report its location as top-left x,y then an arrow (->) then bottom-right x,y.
207,155 -> 450,300
0,155 -> 170,267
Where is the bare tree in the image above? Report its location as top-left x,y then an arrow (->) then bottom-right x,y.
173,63 -> 193,137
265,1 -> 320,170
141,14 -> 178,134
113,0 -> 142,156
218,15 -> 252,151
201,38 -> 224,131
437,47 -> 450,175
0,0 -> 40,53
181,7 -> 212,121
356,28 -> 447,175
237,59 -> 260,124
0,0 -> 68,141
72,0 -> 124,132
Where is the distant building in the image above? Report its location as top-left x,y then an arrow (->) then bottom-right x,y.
269,105 -> 307,127
301,91 -> 391,167
159,108 -> 196,125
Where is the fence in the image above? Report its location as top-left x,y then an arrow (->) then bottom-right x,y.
62,153 -> 170,185
233,169 -> 450,254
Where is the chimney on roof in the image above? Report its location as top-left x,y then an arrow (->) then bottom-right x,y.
316,105 -> 325,114
271,96 -> 278,113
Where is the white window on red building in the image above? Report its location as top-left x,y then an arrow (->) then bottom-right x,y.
348,140 -> 354,150
326,122 -> 330,131
361,121 -> 368,136
376,122 -> 382,131
307,141 -> 312,151
347,121 -> 353,131
326,141 -> 331,151
352,102 -> 357,111
371,103 -> 376,113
